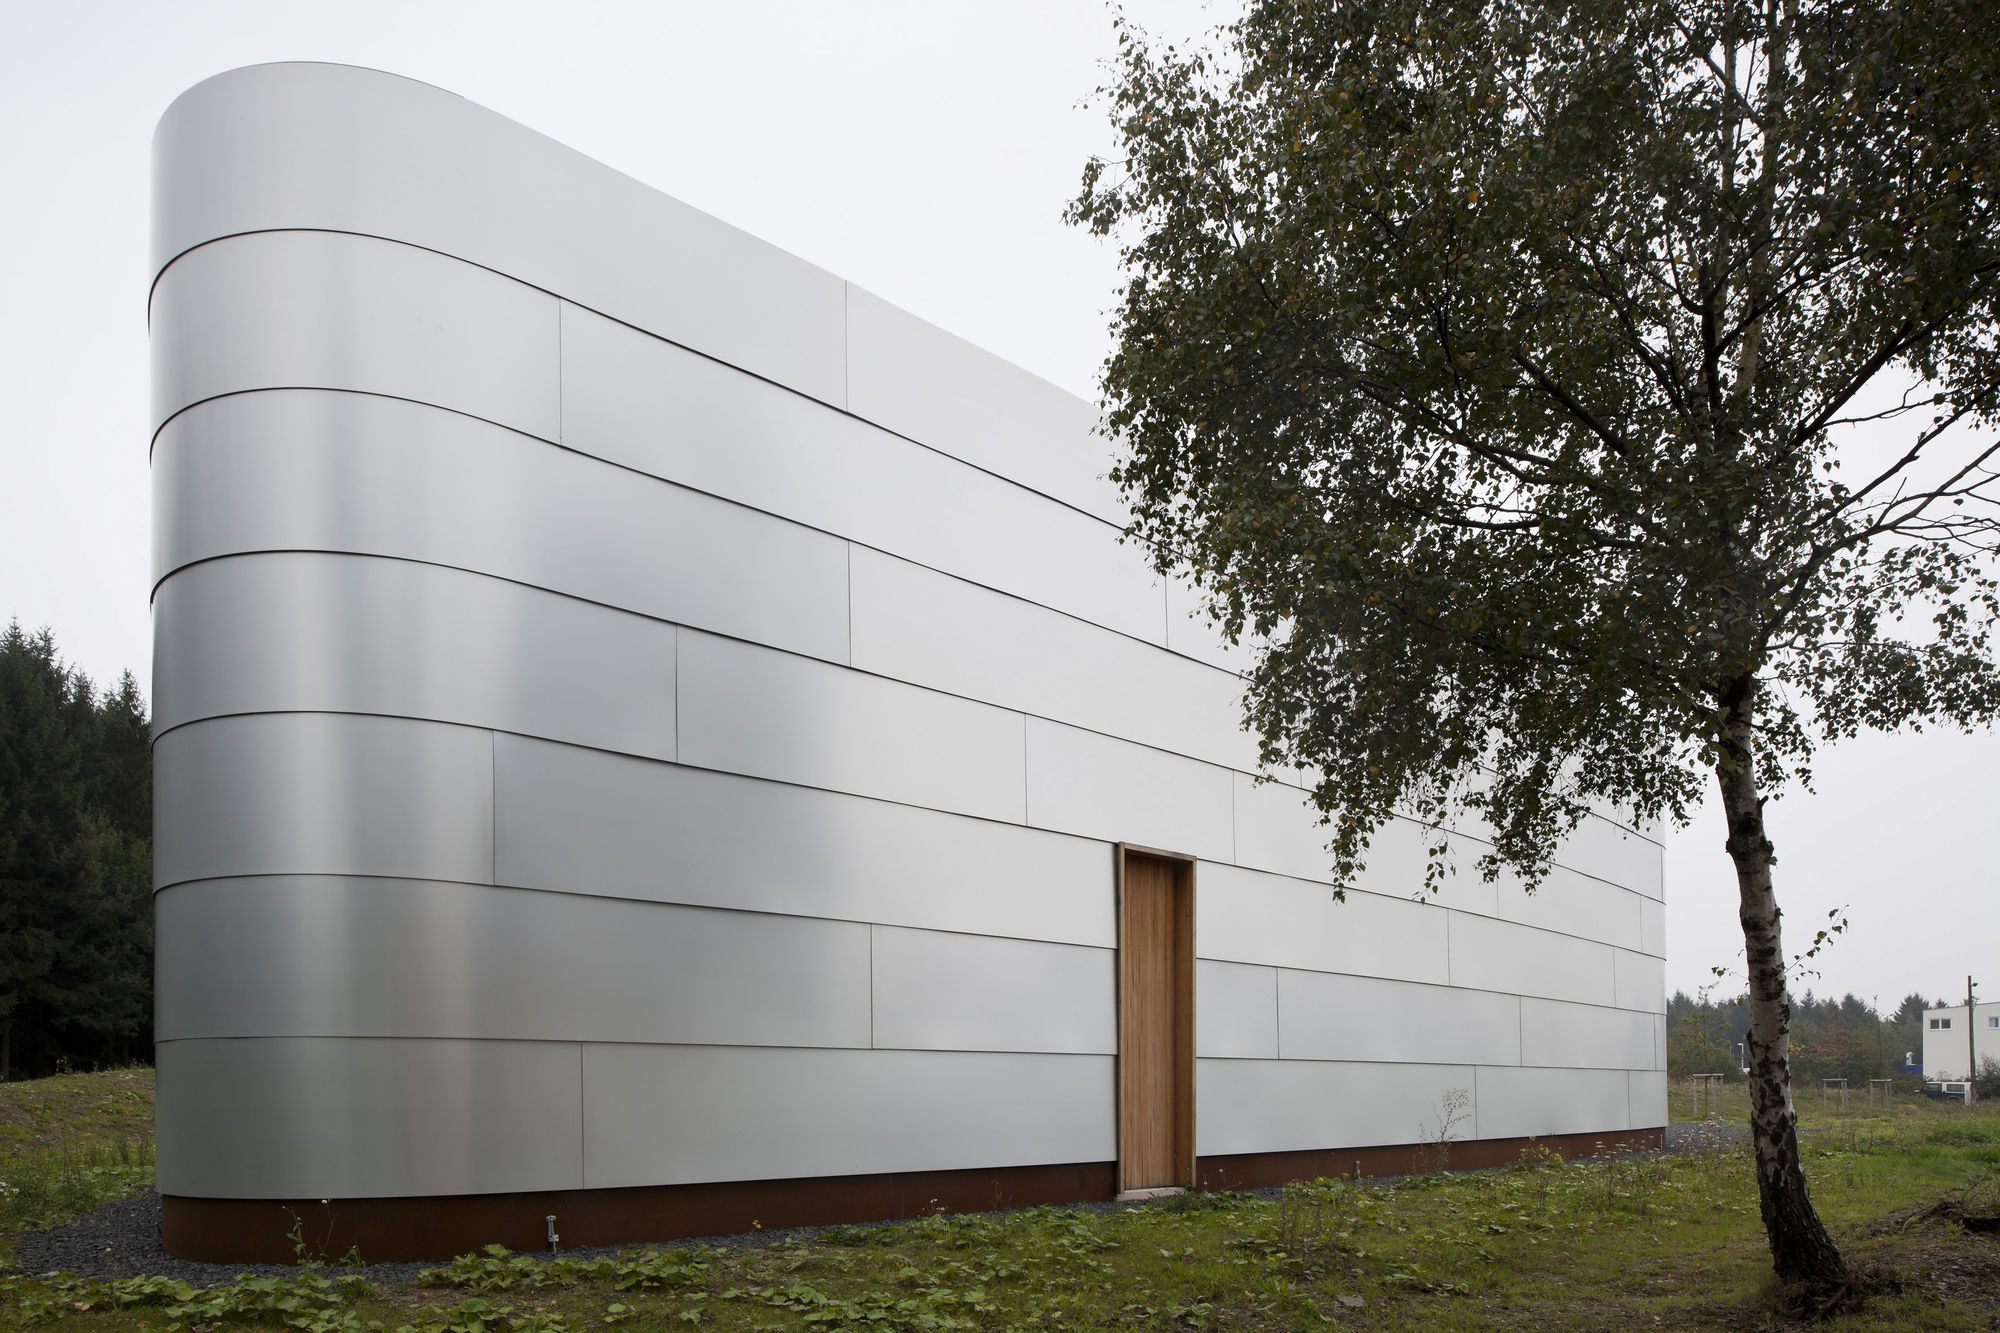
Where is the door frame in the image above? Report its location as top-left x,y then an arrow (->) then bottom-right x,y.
1115,842 -> 1197,1194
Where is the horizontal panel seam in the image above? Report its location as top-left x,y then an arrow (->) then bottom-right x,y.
1202,961 -> 1660,1007
1262,965 -> 1657,1016
1194,872 -> 1662,952
150,868 -> 1660,1010
151,711 -> 1665,936
149,230 -> 1127,529
151,870 -> 1117,952
153,1035 -> 1118,1058
154,1035 -> 1660,1075
150,687 -> 1648,904
154,1035 -> 1120,1056
1195,1057 -> 1654,1077
1194,1055 -> 1663,1071
153,1036 -> 1653,1070
151,386 -> 1243,676
1437,907 -> 1650,958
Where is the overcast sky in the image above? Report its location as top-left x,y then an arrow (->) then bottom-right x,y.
2,1 -> 1991,1014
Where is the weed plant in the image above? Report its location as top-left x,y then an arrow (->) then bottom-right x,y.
0,1141 -> 151,1236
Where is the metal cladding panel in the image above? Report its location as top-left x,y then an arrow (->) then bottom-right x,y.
869,927 -> 1115,1055
1195,1059 -> 1478,1156
580,1045 -> 1115,1187
1277,972 -> 1523,1067
155,1037 -> 583,1198
1446,911 -> 1618,1008
1586,799 -> 1655,842
1164,570 -> 1256,674
153,63 -> 848,406
493,736 -> 1115,947
1639,898 -> 1667,958
153,392 -> 852,663
1653,1014 -> 1668,1070
1559,816 -> 1666,898
849,547 -> 1257,772
559,304 -> 1168,645
1230,775 -> 1502,917
1239,762 -> 1658,907
153,554 -> 677,759
151,230 -> 559,440
155,878 -> 872,1049
1473,1065 -> 1632,1139
844,287 -> 1122,523
1194,961 -> 1279,1060
1628,1071 -> 1669,1127
1493,865 -> 1645,952
1449,776 -> 1651,851
1517,998 -> 1658,1071
1450,770 -> 1657,857
1614,948 -> 1669,1014
677,631 -> 1028,825
1441,768 -> 1501,845
154,714 -> 494,890
1225,773 -> 1341,885
1194,861 -> 1450,984
1023,717 -> 1234,862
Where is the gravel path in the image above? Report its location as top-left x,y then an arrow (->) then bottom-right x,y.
12,1191 -> 437,1287
9,1123 -> 1756,1287
1664,1119 -> 1756,1154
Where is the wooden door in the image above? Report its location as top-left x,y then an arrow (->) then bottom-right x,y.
1118,847 -> 1194,1193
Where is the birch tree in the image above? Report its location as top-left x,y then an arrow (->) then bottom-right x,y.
1073,0 -> 2000,1303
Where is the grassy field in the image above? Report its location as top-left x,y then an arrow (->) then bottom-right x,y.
0,1068 -> 153,1261
2,1068 -> 1997,1330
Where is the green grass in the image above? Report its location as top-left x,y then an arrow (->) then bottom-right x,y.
1,1073 -> 1997,1330
0,1070 -> 155,1263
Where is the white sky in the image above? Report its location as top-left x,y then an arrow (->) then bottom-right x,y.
2,1 -> 1991,1012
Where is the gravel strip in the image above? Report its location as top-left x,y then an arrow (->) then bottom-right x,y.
1665,1119 -> 1756,1154
8,1124 -> 1756,1287
12,1191 -> 436,1288
3,1188 -> 798,1289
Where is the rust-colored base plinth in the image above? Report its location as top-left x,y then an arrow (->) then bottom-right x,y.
161,1162 -> 1116,1265
162,1126 -> 1665,1263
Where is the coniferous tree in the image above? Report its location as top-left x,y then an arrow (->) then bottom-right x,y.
1888,992 -> 1928,1074
1667,989 -> 1739,1076
0,622 -> 152,1079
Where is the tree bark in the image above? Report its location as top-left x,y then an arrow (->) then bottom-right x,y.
1716,671 -> 1852,1297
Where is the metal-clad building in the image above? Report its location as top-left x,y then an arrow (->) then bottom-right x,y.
150,63 -> 1669,1262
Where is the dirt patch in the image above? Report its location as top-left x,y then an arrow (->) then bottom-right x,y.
1849,1185 -> 2000,1324
1880,1171 -> 2000,1237
1883,1227 -> 2000,1312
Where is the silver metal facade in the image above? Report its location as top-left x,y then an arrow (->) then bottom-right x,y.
151,62 -> 1669,1203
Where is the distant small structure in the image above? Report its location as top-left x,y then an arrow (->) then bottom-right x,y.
1920,999 -> 2000,1081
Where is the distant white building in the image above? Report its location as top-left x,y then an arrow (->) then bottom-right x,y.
1920,1001 -> 2000,1079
